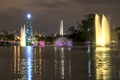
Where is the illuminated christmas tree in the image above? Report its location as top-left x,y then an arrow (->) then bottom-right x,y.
26,13 -> 34,45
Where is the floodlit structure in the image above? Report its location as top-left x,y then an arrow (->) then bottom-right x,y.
54,20 -> 72,47
60,20 -> 63,36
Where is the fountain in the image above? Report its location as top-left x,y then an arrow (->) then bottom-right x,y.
95,14 -> 110,46
20,25 -> 26,47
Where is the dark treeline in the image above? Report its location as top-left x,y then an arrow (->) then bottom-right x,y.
67,14 -> 95,43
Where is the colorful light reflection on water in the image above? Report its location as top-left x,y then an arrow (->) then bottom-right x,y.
0,46 -> 120,80
95,47 -> 111,80
25,46 -> 34,80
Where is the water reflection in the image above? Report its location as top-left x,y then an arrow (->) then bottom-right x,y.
68,47 -> 72,79
87,45 -> 92,80
54,47 -> 72,80
18,46 -> 34,80
39,47 -> 42,79
1,46 -> 120,80
25,46 -> 34,80
54,47 -> 57,78
95,47 -> 111,80
14,46 -> 20,79
61,47 -> 65,79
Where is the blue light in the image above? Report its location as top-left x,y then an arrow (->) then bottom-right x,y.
27,13 -> 31,19
25,46 -> 33,80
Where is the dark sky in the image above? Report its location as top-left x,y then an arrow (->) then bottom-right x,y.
0,0 -> 120,34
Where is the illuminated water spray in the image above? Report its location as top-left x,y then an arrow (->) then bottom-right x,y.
95,14 -> 110,46
20,25 -> 26,47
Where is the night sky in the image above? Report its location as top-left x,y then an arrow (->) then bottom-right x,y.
0,0 -> 120,34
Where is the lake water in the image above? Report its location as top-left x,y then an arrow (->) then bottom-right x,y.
0,45 -> 120,80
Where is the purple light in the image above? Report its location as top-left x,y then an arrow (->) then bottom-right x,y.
56,40 -> 63,46
55,37 -> 73,47
34,43 -> 38,46
67,40 -> 73,47
39,41 -> 45,47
